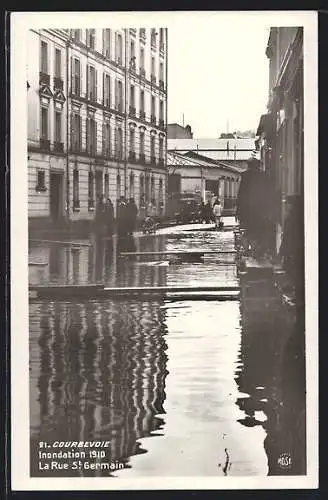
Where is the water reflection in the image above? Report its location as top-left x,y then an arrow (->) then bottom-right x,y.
235,277 -> 306,475
29,229 -> 305,477
30,299 -> 168,477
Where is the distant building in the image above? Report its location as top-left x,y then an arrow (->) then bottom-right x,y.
27,28 -> 168,231
167,123 -> 193,139
255,27 -> 303,253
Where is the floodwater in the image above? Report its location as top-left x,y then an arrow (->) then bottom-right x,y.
29,220 -> 306,477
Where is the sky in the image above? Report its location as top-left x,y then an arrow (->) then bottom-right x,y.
167,15 -> 270,138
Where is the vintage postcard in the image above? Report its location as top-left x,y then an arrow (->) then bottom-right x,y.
10,10 -> 318,491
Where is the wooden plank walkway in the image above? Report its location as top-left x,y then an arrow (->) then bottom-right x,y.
29,239 -> 91,247
29,284 -> 240,300
120,250 -> 236,256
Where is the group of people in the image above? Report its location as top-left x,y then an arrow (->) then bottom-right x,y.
95,195 -> 138,237
199,198 -> 223,229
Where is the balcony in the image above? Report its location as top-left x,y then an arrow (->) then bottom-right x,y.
39,138 -> 50,151
139,153 -> 146,163
139,67 -> 145,78
159,118 -> 165,129
128,151 -> 136,162
139,110 -> 146,121
53,77 -> 64,90
39,72 -> 50,86
151,74 -> 156,85
54,141 -> 64,153
150,115 -> 156,125
129,105 -> 136,117
150,155 -> 157,165
159,79 -> 165,90
158,158 -> 164,167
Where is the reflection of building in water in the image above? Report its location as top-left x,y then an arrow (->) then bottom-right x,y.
236,276 -> 306,475
29,234 -> 168,287
30,297 -> 168,476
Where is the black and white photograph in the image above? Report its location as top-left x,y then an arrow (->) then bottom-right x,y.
10,11 -> 318,490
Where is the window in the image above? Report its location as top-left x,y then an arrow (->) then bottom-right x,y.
116,33 -> 123,63
88,171 -> 95,209
151,28 -> 157,47
140,47 -> 145,69
103,29 -> 111,57
130,39 -> 135,62
140,130 -> 145,159
86,118 -> 97,155
129,172 -> 135,198
140,90 -> 145,113
151,135 -> 155,159
72,29 -> 81,41
103,73 -> 111,107
104,172 -> 109,199
41,41 -> 48,74
87,65 -> 97,101
71,113 -> 81,152
55,49 -> 61,78
73,169 -> 80,209
159,101 -> 164,121
103,122 -> 111,157
151,96 -> 156,123
151,176 -> 155,202
116,127 -> 123,159
41,107 -> 48,140
140,175 -> 145,206
158,178 -> 163,207
130,85 -> 135,114
55,111 -> 62,143
116,79 -> 123,111
139,28 -> 146,39
159,62 -> 164,81
36,170 -> 46,192
151,56 -> 155,77
116,174 -> 121,199
71,57 -> 81,95
87,29 -> 95,49
129,128 -> 135,153
160,28 -> 164,45
159,136 -> 164,161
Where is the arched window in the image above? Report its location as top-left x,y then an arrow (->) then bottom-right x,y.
139,174 -> 145,207
151,176 -> 155,203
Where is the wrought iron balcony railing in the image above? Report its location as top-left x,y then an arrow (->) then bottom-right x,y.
54,141 -> 64,153
53,77 -> 64,90
129,105 -> 136,117
40,138 -> 50,151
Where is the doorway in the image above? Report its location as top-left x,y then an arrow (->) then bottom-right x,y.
50,172 -> 63,222
95,171 -> 103,201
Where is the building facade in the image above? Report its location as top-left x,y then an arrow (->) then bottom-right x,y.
255,27 -> 303,253
27,28 -> 168,230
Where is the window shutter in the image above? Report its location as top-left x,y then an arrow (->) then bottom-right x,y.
70,113 -> 73,151
115,79 -> 118,109
86,117 -> 89,154
95,120 -> 98,155
70,57 -> 74,94
86,64 -> 89,99
95,69 -> 98,102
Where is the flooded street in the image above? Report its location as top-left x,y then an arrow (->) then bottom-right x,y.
29,219 -> 305,477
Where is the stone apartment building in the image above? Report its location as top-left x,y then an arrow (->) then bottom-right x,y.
27,28 -> 168,231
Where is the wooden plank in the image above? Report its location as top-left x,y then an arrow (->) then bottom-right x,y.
29,239 -> 91,247
29,284 -> 240,300
120,250 -> 236,256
